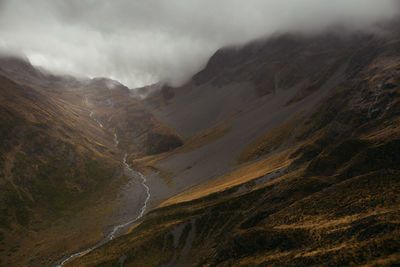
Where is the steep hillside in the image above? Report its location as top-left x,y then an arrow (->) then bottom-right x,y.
139,29 -> 400,195
81,78 -> 183,159
0,56 -> 85,92
0,73 -> 124,266
0,57 -> 183,266
72,28 -> 400,266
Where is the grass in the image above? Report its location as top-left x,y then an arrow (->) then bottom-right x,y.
236,112 -> 304,165
70,57 -> 400,266
0,181 -> 32,229
132,122 -> 232,183
0,72 -> 188,266
70,164 -> 400,267
0,119 -> 124,266
160,147 -> 297,207
0,140 -> 125,265
3,35 -> 400,266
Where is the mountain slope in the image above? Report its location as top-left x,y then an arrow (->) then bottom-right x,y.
0,73 -> 123,266
138,29 -> 399,196
72,27 -> 400,266
0,57 -> 183,266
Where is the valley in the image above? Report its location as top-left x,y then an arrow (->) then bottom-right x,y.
55,104 -> 151,266
0,22 -> 400,267
0,59 -> 181,266
69,29 -> 400,266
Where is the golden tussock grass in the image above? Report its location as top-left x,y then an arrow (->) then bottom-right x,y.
132,122 -> 232,183
160,147 -> 298,207
275,207 -> 399,231
236,112 -> 303,165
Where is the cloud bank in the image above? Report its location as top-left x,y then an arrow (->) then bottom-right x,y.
0,0 -> 399,87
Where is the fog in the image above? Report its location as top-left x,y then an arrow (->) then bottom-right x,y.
0,0 -> 399,87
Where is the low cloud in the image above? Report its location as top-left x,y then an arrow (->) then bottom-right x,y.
0,0 -> 399,87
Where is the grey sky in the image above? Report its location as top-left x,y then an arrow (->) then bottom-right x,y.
0,0 -> 399,87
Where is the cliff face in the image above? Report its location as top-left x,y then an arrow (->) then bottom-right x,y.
72,26 -> 400,266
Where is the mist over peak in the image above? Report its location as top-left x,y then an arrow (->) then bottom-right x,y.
0,0 -> 399,88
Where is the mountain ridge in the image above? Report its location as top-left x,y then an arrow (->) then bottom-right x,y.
70,27 -> 400,266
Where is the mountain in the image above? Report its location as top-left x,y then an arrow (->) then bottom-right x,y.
1,22 -> 399,267
69,26 -> 400,266
0,57 -> 183,266
138,28 -> 400,196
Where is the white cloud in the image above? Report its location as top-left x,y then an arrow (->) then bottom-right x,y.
0,0 -> 398,87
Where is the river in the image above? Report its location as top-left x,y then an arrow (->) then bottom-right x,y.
54,99 -> 150,266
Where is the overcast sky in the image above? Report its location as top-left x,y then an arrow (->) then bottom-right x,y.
0,0 -> 399,87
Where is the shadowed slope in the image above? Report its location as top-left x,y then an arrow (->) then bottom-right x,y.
0,57 -> 183,266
